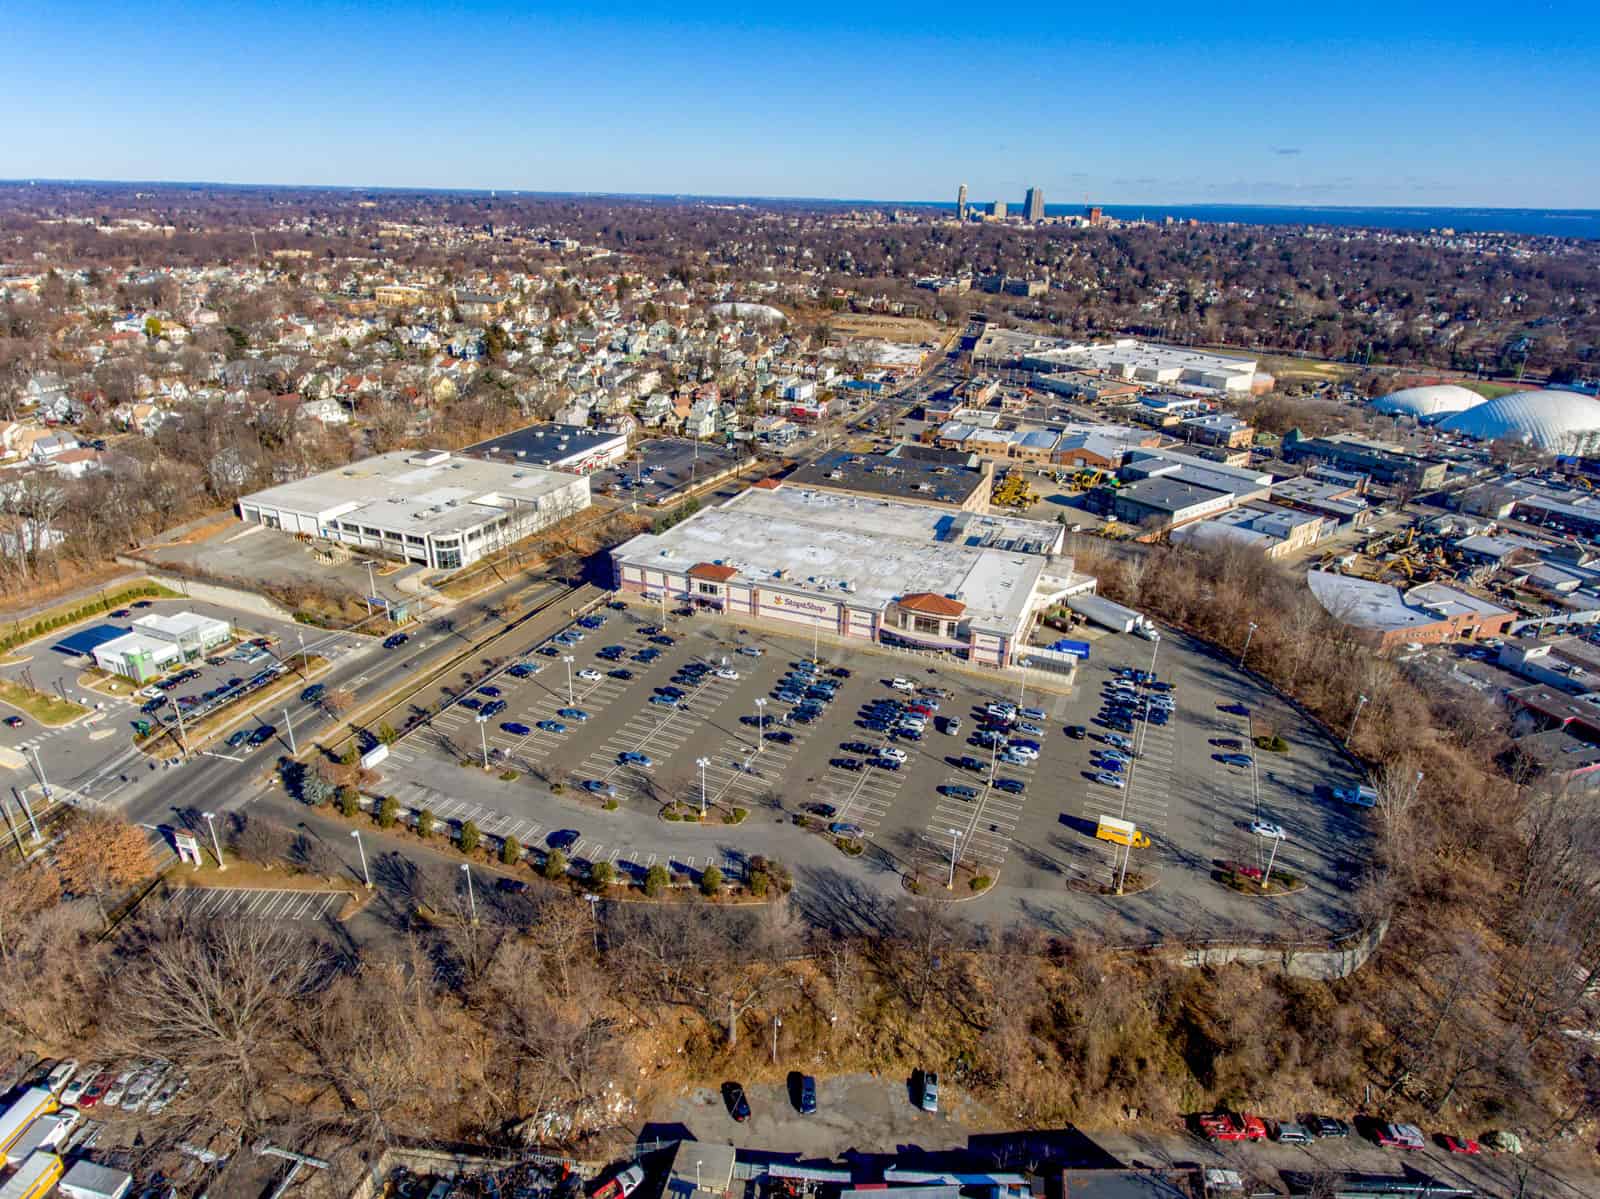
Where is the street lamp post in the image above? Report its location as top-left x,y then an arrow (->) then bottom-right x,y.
168,694 -> 190,757
562,655 -> 575,706
350,828 -> 371,888
754,697 -> 767,751
283,706 -> 296,754
584,892 -> 601,954
772,1014 -> 782,1065
298,629 -> 308,676
26,745 -> 51,800
696,756 -> 709,818
1345,693 -> 1369,747
947,826 -> 961,889
1240,621 -> 1258,669
202,810 -> 226,870
476,714 -> 490,769
460,862 -> 477,925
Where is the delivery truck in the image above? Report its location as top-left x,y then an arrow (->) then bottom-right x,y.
1096,815 -> 1150,849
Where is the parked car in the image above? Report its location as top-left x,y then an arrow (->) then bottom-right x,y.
794,1073 -> 818,1115
889,677 -> 915,692
1065,724 -> 1086,739
918,1070 -> 939,1113
737,645 -> 764,657
1374,1123 -> 1426,1149
1250,820 -> 1287,840
1273,1121 -> 1313,1145
46,1060 -> 79,1094
879,746 -> 907,763
994,777 -> 1025,794
805,803 -> 837,818
1197,1113 -> 1267,1142
557,708 -> 590,721
61,1065 -> 102,1107
1095,772 -> 1126,788
608,669 -> 635,681
383,633 -> 408,649
501,722 -> 532,736
576,668 -> 602,682
1440,1135 -> 1481,1155
619,751 -> 653,767
583,780 -> 617,797
941,784 -> 979,800
536,720 -> 567,734
1219,753 -> 1254,767
1305,1115 -> 1350,1139
722,1081 -> 751,1122
715,668 -> 740,680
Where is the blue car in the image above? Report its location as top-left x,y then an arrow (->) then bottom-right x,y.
536,720 -> 567,734
649,694 -> 678,707
619,751 -> 653,767
480,700 -> 507,717
557,708 -> 590,722
478,685 -> 502,697
501,721 -> 531,736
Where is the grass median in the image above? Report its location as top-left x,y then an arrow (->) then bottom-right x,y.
0,679 -> 89,726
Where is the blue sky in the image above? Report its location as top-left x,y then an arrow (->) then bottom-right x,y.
4,0 -> 1598,207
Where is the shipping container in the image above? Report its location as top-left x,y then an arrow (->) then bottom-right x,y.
0,1153 -> 64,1199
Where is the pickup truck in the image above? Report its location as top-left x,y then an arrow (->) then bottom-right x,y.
1197,1112 -> 1267,1142
589,1166 -> 644,1199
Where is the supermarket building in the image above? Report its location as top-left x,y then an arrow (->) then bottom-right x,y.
610,486 -> 1092,667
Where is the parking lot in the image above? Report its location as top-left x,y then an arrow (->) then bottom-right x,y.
587,437 -> 752,504
157,885 -> 347,922
376,594 -> 1369,938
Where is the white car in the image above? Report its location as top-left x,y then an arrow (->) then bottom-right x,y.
576,667 -> 602,682
1006,744 -> 1039,761
1095,772 -> 1126,788
889,677 -> 916,692
61,1065 -> 102,1107
715,668 -> 740,680
879,746 -> 908,763
122,1066 -> 163,1112
1251,820 -> 1287,840
146,1074 -> 185,1115
736,646 -> 764,657
46,1059 -> 79,1094
102,1066 -> 138,1108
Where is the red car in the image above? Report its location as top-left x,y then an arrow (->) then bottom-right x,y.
1441,1135 -> 1481,1155
79,1070 -> 116,1107
1374,1123 -> 1426,1149
1197,1113 -> 1267,1141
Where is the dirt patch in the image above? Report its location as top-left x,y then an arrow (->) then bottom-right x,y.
828,313 -> 943,343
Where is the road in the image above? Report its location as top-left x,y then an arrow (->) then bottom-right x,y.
68,574 -> 577,837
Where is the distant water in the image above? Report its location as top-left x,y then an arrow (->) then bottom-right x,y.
1025,203 -> 1600,240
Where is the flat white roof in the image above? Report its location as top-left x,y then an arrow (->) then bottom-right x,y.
615,487 -> 1049,632
241,451 -> 583,538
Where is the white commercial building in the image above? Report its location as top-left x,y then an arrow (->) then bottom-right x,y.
974,328 -> 1258,394
91,611 -> 232,682
238,450 -> 591,571
611,486 -> 1092,667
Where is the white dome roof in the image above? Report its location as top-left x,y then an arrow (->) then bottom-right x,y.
1436,390 -> 1600,452
1370,384 -> 1485,421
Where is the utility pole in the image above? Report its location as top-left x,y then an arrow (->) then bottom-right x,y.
26,745 -> 52,800
772,1014 -> 782,1065
283,707 -> 296,754
297,629 -> 308,677
365,560 -> 377,617
350,829 -> 371,888
168,694 -> 190,758
13,787 -> 40,842
585,892 -> 600,953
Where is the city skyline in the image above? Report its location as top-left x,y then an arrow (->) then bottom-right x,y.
2,1 -> 1599,207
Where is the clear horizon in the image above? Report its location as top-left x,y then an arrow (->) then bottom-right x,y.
4,0 -> 1598,209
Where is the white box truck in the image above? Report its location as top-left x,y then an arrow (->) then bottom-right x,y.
0,1089 -> 57,1162
59,1161 -> 133,1199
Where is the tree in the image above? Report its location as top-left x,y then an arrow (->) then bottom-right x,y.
700,865 -> 723,897
377,721 -> 399,745
376,796 -> 399,829
500,836 -> 522,866
542,849 -> 567,881
644,863 -> 669,898
112,920 -> 327,1133
458,820 -> 480,854
53,812 -> 155,927
589,861 -> 615,889
416,808 -> 436,839
229,813 -> 292,868
337,786 -> 361,819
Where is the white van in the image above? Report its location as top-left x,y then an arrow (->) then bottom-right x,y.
1333,783 -> 1378,808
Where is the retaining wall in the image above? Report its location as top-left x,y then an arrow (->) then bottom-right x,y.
1168,917 -> 1388,981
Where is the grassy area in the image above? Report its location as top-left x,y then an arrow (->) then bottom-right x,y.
828,312 -> 943,343
1254,352 -> 1365,384
0,580 -> 184,656
0,679 -> 89,726
1460,380 -> 1523,399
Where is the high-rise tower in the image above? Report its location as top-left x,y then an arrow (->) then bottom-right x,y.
957,183 -> 968,221
1024,186 -> 1044,223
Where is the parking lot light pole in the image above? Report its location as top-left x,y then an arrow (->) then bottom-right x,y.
562,655 -> 575,706
754,697 -> 767,751
1346,693 -> 1369,747
947,826 -> 961,889
461,863 -> 477,926
350,829 -> 371,888
475,714 -> 490,769
365,561 -> 378,616
1261,832 -> 1283,891
585,892 -> 601,953
1240,621 -> 1258,669
696,756 -> 709,817
283,707 -> 296,754
202,810 -> 226,870
772,1014 -> 782,1065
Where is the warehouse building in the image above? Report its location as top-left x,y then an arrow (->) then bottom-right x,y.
611,487 -> 1090,667
786,449 -> 993,511
1282,431 -> 1448,490
1306,570 -> 1513,651
465,422 -> 629,473
238,450 -> 590,571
